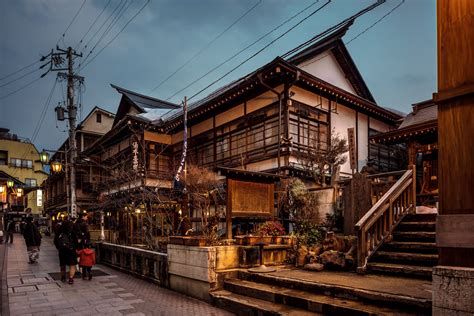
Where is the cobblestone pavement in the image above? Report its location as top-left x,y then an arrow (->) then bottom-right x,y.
5,234 -> 233,316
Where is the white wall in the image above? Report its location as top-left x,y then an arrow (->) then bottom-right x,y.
331,104 -> 356,175
297,51 -> 357,95
369,117 -> 391,133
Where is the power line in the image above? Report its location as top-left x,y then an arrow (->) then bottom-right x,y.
79,0 -> 129,67
57,0 -> 87,46
81,0 -> 125,52
0,60 -> 40,81
300,0 -> 405,68
0,67 -> 41,88
0,76 -> 42,100
148,0 -> 263,94
75,0 -> 113,51
79,0 -> 151,71
187,0 -> 332,101
164,0 -> 320,102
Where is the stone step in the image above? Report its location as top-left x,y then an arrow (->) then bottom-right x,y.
367,262 -> 433,279
372,251 -> 438,266
211,289 -> 320,316
222,278 -> 425,316
402,213 -> 436,222
397,221 -> 436,232
238,271 -> 431,312
393,231 -> 436,242
381,241 -> 438,254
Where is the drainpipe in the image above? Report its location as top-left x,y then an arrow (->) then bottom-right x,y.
257,70 -> 300,174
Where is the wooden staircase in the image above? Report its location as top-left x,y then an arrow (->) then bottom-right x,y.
355,165 -> 438,278
211,270 -> 431,315
367,213 -> 437,279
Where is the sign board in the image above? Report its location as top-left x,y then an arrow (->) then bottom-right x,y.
227,179 -> 273,217
36,189 -> 43,207
132,141 -> 139,172
347,127 -> 357,171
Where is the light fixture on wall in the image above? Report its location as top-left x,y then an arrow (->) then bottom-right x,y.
0,185 -> 5,193
50,161 -> 63,173
6,180 -> 14,188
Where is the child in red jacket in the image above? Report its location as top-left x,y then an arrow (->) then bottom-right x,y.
76,245 -> 96,280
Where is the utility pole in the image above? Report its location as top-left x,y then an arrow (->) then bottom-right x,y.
43,46 -> 83,218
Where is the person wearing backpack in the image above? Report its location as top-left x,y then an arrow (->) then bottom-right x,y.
54,217 -> 77,284
23,216 -> 42,263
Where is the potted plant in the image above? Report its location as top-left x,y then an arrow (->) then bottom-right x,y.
257,221 -> 285,244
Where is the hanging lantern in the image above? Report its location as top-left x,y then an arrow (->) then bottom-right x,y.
6,179 -> 14,188
40,150 -> 50,164
50,161 -> 63,173
16,188 -> 23,197
0,185 -> 5,193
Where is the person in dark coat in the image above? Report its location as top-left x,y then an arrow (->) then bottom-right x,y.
6,221 -> 15,243
54,217 -> 77,284
23,217 -> 42,263
73,213 -> 90,249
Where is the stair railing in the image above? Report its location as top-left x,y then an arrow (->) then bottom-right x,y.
355,165 -> 416,273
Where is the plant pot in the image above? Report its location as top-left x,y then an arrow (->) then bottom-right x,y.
260,236 -> 272,244
272,236 -> 283,244
243,236 -> 260,246
281,236 -> 294,246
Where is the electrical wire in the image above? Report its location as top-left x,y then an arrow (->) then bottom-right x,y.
187,0 -> 332,101
0,60 -> 40,81
0,67 -> 41,88
300,0 -> 405,68
0,76 -> 42,100
79,0 -> 151,71
57,0 -> 87,46
80,0 -> 130,67
75,0 -> 113,51
163,0 -> 320,103
148,0 -> 263,94
80,0 -> 126,62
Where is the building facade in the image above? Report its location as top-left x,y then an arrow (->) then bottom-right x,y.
0,128 -> 48,218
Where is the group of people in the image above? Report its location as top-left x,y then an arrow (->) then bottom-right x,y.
54,213 -> 96,284
2,213 -> 96,284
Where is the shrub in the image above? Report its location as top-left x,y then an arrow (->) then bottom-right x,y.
257,221 -> 286,236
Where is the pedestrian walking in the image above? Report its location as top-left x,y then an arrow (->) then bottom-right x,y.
23,216 -> 42,263
74,212 -> 90,249
76,244 -> 96,280
54,217 -> 77,284
6,220 -> 15,243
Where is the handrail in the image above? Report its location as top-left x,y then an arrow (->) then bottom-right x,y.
355,165 -> 416,273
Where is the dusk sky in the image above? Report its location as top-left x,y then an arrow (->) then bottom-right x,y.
0,0 -> 436,152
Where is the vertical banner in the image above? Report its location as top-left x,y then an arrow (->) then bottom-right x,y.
347,127 -> 357,171
173,97 -> 188,190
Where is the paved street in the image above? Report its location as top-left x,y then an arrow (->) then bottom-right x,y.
2,234 -> 233,316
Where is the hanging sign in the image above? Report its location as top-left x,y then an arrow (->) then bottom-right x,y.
348,127 -> 357,171
132,140 -> 139,171
173,97 -> 188,190
36,189 -> 43,207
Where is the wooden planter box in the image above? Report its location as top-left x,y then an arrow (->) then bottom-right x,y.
243,236 -> 272,245
169,236 -> 184,245
272,236 -> 283,244
281,236 -> 295,246
235,236 -> 245,245
183,237 -> 206,247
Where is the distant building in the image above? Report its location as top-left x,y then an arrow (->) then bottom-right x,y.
42,106 -> 115,219
0,128 -> 48,218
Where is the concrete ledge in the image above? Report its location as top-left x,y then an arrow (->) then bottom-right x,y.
433,265 -> 474,315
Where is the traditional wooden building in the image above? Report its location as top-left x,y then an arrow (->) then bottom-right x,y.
84,21 -> 404,245
370,99 -> 438,205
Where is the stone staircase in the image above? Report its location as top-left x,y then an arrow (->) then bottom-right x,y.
367,213 -> 438,279
211,270 -> 431,315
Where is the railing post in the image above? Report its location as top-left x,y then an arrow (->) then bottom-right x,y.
357,227 -> 366,273
410,164 -> 417,213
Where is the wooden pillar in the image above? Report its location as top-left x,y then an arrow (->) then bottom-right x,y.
435,0 -> 474,267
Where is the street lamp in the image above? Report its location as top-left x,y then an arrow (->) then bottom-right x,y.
50,161 -> 63,173
16,188 -> 23,197
6,180 -> 14,188
40,150 -> 50,164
